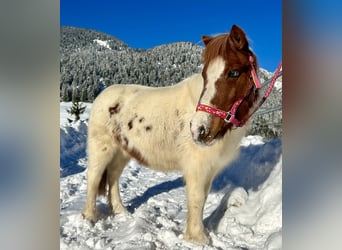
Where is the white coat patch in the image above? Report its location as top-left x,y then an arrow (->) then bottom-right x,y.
190,56 -> 226,142
201,56 -> 226,105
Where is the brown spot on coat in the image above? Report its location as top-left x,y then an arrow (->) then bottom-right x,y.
109,103 -> 121,116
145,125 -> 152,132
139,117 -> 145,123
173,131 -> 179,140
123,136 -> 129,146
179,121 -> 184,131
128,114 -> 138,129
128,120 -> 133,130
113,133 -> 121,145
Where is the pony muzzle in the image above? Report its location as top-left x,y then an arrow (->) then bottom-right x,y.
190,115 -> 217,146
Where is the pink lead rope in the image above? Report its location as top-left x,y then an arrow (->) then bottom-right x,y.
263,60 -> 282,99
242,59 -> 283,124
196,57 -> 282,127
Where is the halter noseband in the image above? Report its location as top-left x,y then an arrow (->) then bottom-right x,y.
196,56 -> 282,127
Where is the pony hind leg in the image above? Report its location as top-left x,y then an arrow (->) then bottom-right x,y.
82,138 -> 117,222
107,149 -> 130,215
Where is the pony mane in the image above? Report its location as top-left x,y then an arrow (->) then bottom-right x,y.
202,33 -> 257,69
202,34 -> 229,65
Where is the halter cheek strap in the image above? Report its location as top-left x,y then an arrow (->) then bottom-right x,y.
196,55 -> 282,127
196,83 -> 251,127
249,56 -> 262,89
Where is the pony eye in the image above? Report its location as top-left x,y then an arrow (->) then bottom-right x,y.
228,70 -> 240,78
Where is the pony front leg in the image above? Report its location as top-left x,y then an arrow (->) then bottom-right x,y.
183,171 -> 211,244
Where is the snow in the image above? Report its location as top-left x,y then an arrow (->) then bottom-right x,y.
93,39 -> 112,50
60,102 -> 282,249
259,68 -> 282,92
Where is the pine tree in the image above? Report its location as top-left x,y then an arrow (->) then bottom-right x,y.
67,95 -> 86,122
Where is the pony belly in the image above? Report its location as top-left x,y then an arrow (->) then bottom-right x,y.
141,155 -> 182,172
112,124 -> 184,172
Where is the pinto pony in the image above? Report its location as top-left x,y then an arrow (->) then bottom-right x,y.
82,25 -> 260,244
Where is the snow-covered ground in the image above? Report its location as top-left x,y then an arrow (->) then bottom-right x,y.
94,39 -> 112,50
60,102 -> 282,250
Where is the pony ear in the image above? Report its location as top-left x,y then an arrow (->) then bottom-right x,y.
229,24 -> 248,50
202,35 -> 213,46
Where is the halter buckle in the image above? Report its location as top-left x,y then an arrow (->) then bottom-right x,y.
224,112 -> 234,123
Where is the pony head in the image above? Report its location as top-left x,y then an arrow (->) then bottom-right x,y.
190,25 -> 260,146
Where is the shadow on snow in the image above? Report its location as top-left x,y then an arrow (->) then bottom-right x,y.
127,177 -> 184,213
205,138 -> 282,230
126,138 -> 282,213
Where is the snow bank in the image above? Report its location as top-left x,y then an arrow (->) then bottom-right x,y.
60,102 -> 92,177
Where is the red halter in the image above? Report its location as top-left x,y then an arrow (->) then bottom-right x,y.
196,56 -> 282,127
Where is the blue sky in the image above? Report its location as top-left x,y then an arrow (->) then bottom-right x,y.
61,0 -> 282,71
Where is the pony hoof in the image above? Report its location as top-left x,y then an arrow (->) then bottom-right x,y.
81,210 -> 96,223
184,232 -> 210,245
112,204 -> 128,216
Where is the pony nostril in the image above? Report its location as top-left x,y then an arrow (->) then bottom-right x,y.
199,126 -> 206,138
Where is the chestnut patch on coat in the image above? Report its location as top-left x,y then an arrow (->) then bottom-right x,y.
197,25 -> 260,138
112,126 -> 148,165
109,103 -> 121,116
128,147 -> 148,166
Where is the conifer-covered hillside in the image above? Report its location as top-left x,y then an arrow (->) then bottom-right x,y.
60,26 -> 202,102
